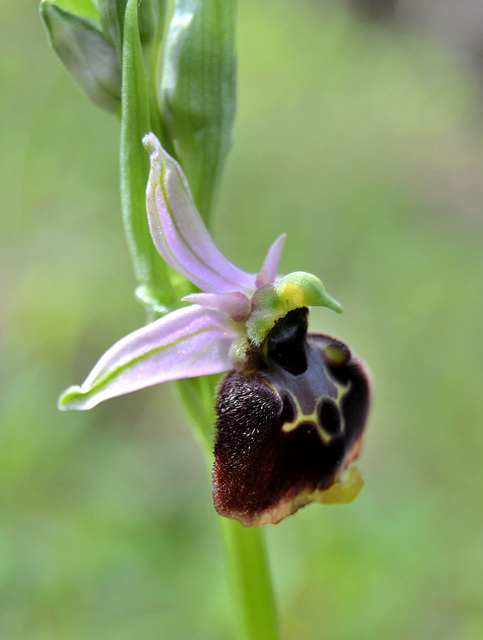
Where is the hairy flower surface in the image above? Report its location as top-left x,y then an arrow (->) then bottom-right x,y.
60,133 -> 370,526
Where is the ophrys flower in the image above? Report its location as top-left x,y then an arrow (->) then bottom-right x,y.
60,133 -> 370,526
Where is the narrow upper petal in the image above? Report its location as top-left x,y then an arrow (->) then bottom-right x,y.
181,292 -> 250,322
144,133 -> 257,294
59,306 -> 238,411
255,233 -> 286,288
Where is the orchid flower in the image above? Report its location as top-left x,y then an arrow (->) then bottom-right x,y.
60,133 -> 371,527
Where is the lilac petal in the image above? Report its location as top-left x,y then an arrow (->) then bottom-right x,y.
144,133 -> 257,294
255,233 -> 287,288
59,306 -> 238,411
181,292 -> 250,322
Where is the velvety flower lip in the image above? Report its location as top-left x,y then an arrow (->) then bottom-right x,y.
213,309 -> 371,527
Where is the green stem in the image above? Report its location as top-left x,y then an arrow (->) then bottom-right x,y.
121,0 -> 174,317
221,519 -> 279,640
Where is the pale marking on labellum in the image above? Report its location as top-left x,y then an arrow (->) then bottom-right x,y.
280,392 -> 330,443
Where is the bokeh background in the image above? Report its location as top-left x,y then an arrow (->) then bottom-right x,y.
1,0 -> 483,638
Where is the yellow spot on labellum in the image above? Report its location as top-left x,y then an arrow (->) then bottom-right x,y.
324,345 -> 350,365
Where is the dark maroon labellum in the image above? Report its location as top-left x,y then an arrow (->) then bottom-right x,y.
213,309 -> 371,527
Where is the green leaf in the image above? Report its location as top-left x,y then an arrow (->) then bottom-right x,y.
161,0 -> 237,226
40,1 -> 121,113
221,520 -> 279,640
121,0 -> 174,317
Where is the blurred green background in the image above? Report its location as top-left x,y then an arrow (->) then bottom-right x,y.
1,0 -> 483,638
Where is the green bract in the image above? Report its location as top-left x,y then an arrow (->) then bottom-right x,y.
120,0 -> 174,317
40,0 -> 122,113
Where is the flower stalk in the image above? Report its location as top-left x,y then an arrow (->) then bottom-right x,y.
221,520 -> 279,640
